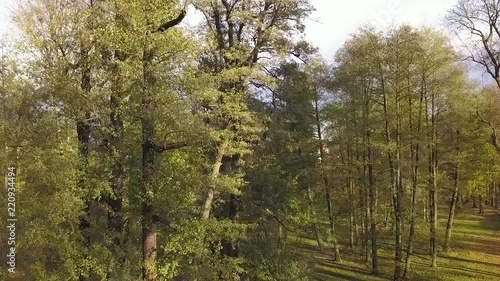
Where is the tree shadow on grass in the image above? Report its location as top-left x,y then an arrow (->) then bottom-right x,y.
288,239 -> 321,258
479,212 -> 500,231
455,237 -> 500,256
317,260 -> 372,276
314,267 -> 367,281
405,268 -> 463,281
438,265 -> 500,279
442,254 -> 500,268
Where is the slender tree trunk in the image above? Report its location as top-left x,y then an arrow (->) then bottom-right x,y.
457,191 -> 463,210
360,203 -> 367,256
367,134 -> 379,274
349,207 -> 358,249
423,196 -> 428,221
428,92 -> 438,268
384,204 -> 389,229
365,193 -> 371,263
307,185 -> 325,251
361,81 -> 378,273
348,147 -> 356,249
77,52 -> 92,281
108,91 -> 125,273
379,68 -> 402,280
394,103 -> 404,278
444,130 -> 460,251
479,195 -> 484,214
403,164 -> 418,281
77,53 -> 92,234
495,183 -> 499,209
315,98 -> 340,260
106,47 -> 126,277
390,203 -> 395,234
362,150 -> 371,263
349,182 -> 355,249
403,74 -> 426,279
488,187 -> 491,206
356,150 -> 368,258
354,205 -> 359,246
490,184 -> 494,207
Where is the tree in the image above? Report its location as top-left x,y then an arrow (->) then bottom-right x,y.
191,0 -> 313,278
447,0 -> 500,89
330,29 -> 383,273
331,26 -> 470,280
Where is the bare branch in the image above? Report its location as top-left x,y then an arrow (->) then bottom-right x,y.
157,10 -> 187,33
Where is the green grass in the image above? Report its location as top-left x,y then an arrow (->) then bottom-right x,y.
291,205 -> 500,280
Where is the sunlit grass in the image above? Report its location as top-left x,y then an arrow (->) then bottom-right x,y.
291,204 -> 500,280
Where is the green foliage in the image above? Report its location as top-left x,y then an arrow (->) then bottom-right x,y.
4,1 -> 500,281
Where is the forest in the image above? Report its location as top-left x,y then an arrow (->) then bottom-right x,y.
0,0 -> 499,280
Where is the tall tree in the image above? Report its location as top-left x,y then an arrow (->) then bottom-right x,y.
447,0 -> 500,89
192,1 -> 313,278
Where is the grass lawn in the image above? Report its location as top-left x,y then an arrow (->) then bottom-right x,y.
291,204 -> 500,280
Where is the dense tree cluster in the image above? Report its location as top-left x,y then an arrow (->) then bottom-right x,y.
0,1 -> 499,281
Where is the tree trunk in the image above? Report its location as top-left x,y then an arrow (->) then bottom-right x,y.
202,141 -> 226,219
107,47 -> 126,277
348,153 -> 356,250
77,117 -> 91,234
77,55 -> 92,237
403,76 -> 424,280
354,206 -> 359,246
444,130 -> 460,251
403,165 -> 418,280
315,97 -> 340,261
360,80 -> 378,273
444,175 -> 458,251
384,204 -> 389,230
495,183 -> 499,209
394,127 -> 403,279
108,94 -> 125,274
364,196 -> 371,263
457,191 -> 463,210
349,186 -> 355,249
307,185 -> 325,251
423,196 -> 428,221
142,47 -> 157,281
479,195 -> 484,214
490,184 -> 495,207
379,68 -> 402,280
222,193 -> 239,258
428,92 -> 438,268
367,131 -> 379,274
362,150 -> 371,264
429,154 -> 438,268
77,52 -> 92,281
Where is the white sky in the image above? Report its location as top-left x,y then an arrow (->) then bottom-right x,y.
306,0 -> 459,60
0,0 -> 458,59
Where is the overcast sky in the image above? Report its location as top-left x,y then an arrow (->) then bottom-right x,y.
0,0 -> 458,59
